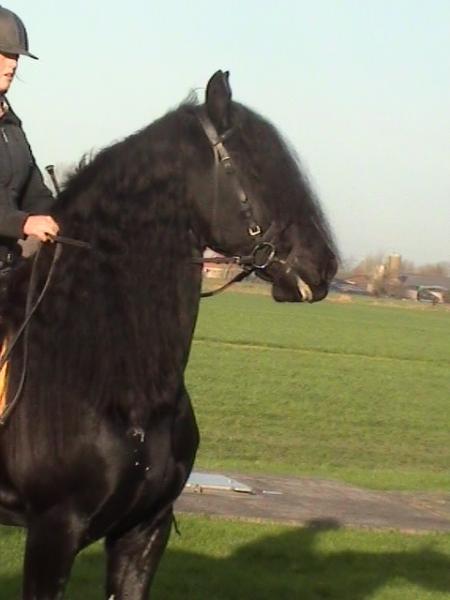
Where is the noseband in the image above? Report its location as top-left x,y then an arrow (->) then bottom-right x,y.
193,108 -> 282,297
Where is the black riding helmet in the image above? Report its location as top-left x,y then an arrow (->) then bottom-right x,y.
0,6 -> 37,59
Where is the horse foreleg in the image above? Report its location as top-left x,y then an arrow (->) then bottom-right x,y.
105,507 -> 173,600
22,509 -> 83,600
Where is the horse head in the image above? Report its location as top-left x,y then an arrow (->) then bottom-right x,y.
189,70 -> 338,303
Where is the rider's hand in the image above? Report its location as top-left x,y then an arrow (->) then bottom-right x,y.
23,215 -> 60,242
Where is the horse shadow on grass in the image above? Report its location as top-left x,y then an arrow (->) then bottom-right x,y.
1,519 -> 450,599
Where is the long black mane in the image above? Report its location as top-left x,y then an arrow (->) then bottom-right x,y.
7,98 -> 336,451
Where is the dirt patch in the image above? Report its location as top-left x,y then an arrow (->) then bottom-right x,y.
328,294 -> 353,303
176,472 -> 450,533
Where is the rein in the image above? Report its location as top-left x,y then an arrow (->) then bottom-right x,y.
0,235 -> 90,427
193,240 -> 277,298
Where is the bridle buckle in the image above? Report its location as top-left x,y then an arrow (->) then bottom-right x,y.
248,225 -> 261,237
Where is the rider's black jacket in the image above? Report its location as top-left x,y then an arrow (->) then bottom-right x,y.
0,99 -> 54,262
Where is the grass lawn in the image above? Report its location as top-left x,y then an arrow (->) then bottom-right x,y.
1,517 -> 450,599
187,292 -> 450,490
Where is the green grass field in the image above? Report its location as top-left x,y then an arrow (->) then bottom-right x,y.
187,292 -> 450,491
1,517 -> 450,599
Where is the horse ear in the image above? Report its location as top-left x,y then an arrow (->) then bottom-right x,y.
205,70 -> 232,133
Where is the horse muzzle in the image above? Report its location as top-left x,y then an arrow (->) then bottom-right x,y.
267,255 -> 336,303
271,274 -> 329,303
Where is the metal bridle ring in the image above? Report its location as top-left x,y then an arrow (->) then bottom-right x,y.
251,242 -> 276,270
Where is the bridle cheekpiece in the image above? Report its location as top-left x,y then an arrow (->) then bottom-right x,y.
193,107 -> 280,296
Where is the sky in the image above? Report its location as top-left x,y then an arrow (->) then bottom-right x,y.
8,0 -> 450,265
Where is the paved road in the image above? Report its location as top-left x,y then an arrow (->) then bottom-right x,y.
176,472 -> 450,533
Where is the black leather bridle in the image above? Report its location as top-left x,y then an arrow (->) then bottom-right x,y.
193,107 -> 283,297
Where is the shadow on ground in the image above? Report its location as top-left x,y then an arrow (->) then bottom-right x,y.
1,520 -> 450,599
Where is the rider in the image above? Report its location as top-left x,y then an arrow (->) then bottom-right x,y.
0,5 -> 59,279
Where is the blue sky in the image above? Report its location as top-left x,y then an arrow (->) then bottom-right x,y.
9,0 -> 450,265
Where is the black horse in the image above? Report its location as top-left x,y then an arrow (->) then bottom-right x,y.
0,71 -> 337,599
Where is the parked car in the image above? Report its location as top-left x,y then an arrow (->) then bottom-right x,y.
417,286 -> 449,304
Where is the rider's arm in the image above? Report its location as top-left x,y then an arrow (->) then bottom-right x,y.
20,149 -> 56,215
20,156 -> 59,242
0,184 -> 29,238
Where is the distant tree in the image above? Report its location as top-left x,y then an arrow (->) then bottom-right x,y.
309,250 -> 449,289
416,262 -> 450,277
400,259 -> 416,274
351,253 -> 384,277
